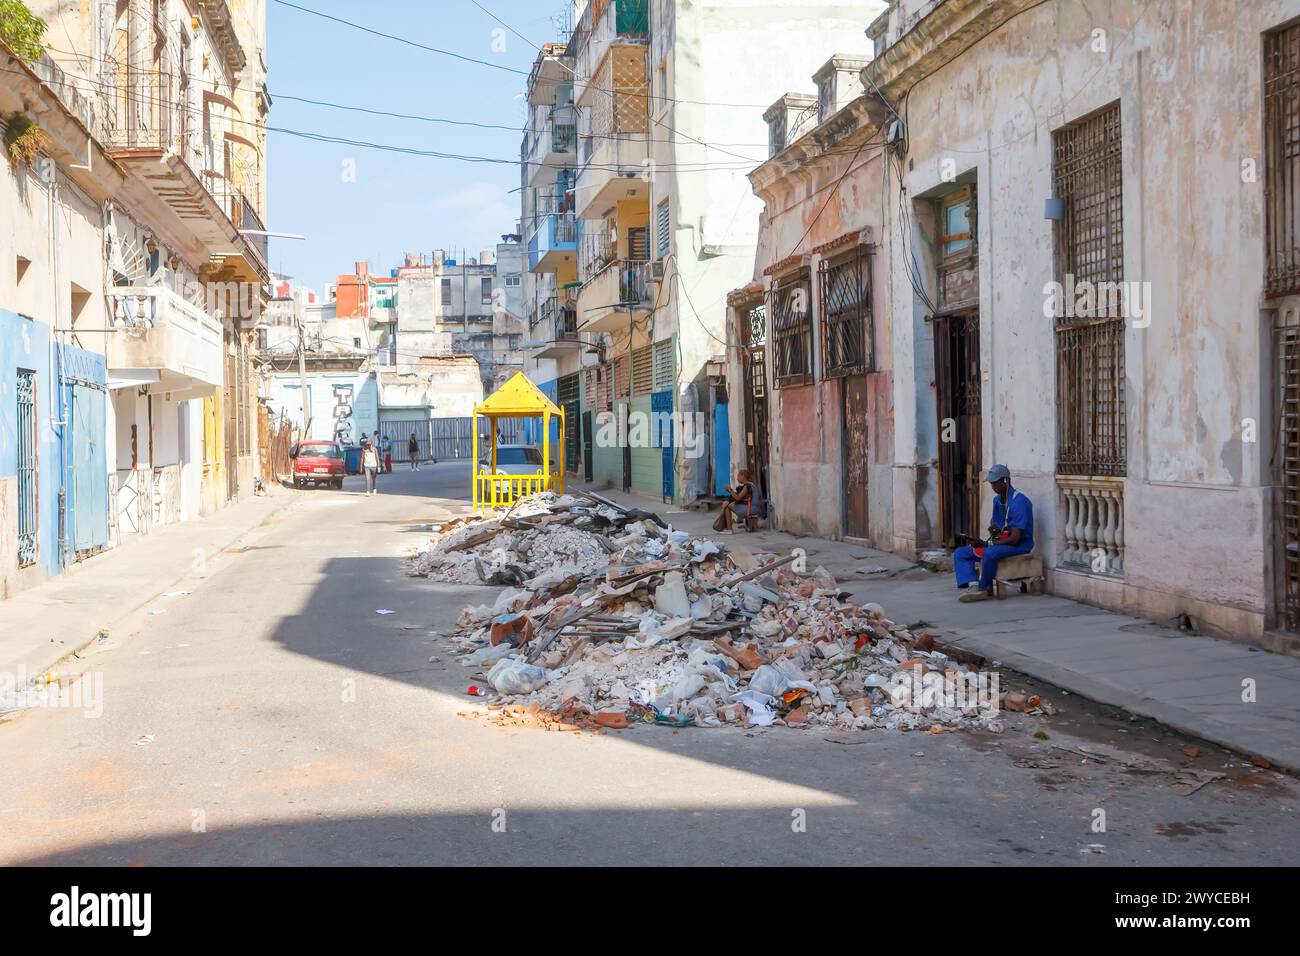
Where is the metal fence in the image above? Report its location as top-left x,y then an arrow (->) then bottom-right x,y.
383,417 -> 526,463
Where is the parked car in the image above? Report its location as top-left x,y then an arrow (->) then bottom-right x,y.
484,444 -> 546,475
291,440 -> 345,489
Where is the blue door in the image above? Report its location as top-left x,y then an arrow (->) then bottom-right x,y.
713,401 -> 730,497
70,385 -> 108,553
651,390 -> 673,500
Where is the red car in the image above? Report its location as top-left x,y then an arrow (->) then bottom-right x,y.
291,440 -> 345,489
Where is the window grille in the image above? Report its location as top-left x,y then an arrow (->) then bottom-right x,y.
771,272 -> 813,388
1053,104 -> 1127,476
818,245 -> 873,377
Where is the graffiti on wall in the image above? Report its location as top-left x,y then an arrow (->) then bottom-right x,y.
332,383 -> 355,444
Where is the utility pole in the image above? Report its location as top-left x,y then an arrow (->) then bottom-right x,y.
297,300 -> 311,439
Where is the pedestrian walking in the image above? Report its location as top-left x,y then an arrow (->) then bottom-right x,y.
361,438 -> 381,496
408,432 -> 421,472
382,434 -> 393,473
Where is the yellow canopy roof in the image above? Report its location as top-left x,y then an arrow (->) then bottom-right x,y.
475,371 -> 564,417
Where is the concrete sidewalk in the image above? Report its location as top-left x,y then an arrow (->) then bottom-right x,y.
577,484 -> 1300,772
0,489 -> 301,681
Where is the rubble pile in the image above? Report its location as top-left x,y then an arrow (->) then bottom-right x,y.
409,491 -> 1004,733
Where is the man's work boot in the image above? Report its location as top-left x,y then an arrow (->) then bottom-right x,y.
959,588 -> 991,603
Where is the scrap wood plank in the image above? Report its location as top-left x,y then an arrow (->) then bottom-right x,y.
526,602 -> 604,663
445,527 -> 502,553
721,552 -> 799,587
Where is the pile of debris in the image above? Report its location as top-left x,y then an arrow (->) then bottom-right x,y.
409,491 -> 1004,733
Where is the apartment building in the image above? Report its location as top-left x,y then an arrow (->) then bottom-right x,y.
1,0 -> 269,596
0,39 -> 119,596
29,0 -> 271,526
520,0 -> 873,502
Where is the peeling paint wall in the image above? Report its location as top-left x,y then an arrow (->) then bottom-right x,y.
880,0 -> 1300,638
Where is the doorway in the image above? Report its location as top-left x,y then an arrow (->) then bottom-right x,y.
740,299 -> 770,506
933,309 -> 981,546
841,374 -> 870,539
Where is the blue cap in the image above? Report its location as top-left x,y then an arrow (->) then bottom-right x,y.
986,463 -> 1010,484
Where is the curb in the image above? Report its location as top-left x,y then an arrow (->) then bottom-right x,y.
10,493 -> 303,685
941,632 -> 1300,774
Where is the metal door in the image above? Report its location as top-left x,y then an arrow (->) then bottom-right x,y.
933,310 -> 982,546
1275,313 -> 1300,631
582,411 -> 594,482
16,369 -> 37,567
652,389 -> 674,500
71,384 -> 109,555
842,374 -> 870,538
741,301 -> 770,504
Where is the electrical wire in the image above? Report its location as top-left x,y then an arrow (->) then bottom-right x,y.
9,63 -> 768,175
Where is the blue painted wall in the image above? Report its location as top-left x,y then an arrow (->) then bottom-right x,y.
1,311 -> 109,577
59,344 -> 109,556
0,309 -> 58,575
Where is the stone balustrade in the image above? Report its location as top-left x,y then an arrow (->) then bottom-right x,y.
1058,476 -> 1125,576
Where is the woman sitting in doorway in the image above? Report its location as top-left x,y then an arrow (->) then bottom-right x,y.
713,469 -> 757,533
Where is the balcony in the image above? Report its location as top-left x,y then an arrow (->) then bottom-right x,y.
533,295 -> 582,359
528,206 -> 578,273
106,286 -> 225,392
525,106 -> 577,188
576,259 -> 652,334
99,71 -> 269,283
574,133 -> 651,219
571,0 -> 650,105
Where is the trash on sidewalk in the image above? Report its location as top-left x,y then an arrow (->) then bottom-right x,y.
415,491 -> 1007,735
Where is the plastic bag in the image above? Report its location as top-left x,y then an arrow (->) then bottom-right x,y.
464,643 -> 515,666
748,664 -> 789,697
488,657 -> 552,695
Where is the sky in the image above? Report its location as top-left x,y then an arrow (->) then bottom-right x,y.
265,0 -> 568,294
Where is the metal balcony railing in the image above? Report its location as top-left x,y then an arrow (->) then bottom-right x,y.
541,296 -> 579,341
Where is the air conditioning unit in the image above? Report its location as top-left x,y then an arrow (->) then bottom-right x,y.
648,259 -> 667,282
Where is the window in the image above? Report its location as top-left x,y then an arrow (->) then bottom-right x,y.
70,282 -> 92,329
1266,23 -> 1300,296
1053,103 -> 1126,477
441,278 -> 452,304
941,188 -> 973,260
496,447 -> 543,467
771,271 -> 813,388
505,275 -> 521,287
481,277 -> 493,304
656,199 -> 670,259
15,256 -> 32,317
818,245 -> 874,377
16,369 -> 37,567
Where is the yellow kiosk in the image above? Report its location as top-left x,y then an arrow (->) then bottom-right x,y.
472,372 -> 566,510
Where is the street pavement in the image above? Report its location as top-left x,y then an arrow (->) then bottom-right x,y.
0,463 -> 1296,866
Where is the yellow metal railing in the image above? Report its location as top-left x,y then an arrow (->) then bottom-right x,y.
473,470 -> 565,510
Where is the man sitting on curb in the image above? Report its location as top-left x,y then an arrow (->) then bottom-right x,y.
955,463 -> 1034,603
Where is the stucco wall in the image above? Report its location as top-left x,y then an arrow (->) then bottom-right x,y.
880,0 -> 1300,634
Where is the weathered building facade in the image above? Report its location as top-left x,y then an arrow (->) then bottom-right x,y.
521,0 -> 874,503
727,0 -> 1300,649
1,0 -> 269,597
728,56 -> 891,541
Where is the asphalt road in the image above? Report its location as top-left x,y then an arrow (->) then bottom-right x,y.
1,462 -> 1296,865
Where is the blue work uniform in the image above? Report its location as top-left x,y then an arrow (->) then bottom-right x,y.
954,486 -> 1034,590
